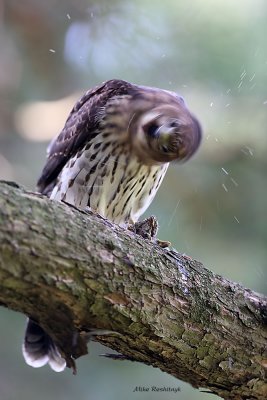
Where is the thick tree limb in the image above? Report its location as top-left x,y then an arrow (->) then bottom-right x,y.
0,180 -> 266,399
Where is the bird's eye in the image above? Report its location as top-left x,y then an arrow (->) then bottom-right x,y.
161,145 -> 169,153
145,122 -> 159,138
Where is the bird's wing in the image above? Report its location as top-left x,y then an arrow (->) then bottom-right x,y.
37,79 -> 134,194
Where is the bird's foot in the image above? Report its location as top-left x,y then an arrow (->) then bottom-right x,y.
128,215 -> 158,239
128,216 -> 171,248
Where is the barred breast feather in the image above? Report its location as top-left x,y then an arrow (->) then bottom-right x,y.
50,132 -> 168,225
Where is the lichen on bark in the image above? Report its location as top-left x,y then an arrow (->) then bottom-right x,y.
0,180 -> 266,399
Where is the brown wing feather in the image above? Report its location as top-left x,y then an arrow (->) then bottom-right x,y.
37,79 -> 135,194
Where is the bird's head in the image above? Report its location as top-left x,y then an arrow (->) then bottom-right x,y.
128,99 -> 201,165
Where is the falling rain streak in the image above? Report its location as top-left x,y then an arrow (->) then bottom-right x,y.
167,199 -> 181,227
241,146 -> 254,156
221,167 -> 229,175
222,183 -> 228,192
230,178 -> 238,187
220,167 -> 239,190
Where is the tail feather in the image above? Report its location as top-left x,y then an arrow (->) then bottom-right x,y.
23,319 -> 66,372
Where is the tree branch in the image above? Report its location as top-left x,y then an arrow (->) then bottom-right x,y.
0,180 -> 266,399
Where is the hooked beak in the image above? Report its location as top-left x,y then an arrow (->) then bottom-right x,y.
157,126 -> 177,151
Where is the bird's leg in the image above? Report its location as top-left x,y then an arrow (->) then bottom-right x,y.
128,216 -> 171,248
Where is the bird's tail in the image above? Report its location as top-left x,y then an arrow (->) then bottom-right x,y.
22,319 -> 66,372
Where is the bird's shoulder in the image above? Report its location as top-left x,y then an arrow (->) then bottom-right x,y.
37,79 -> 136,194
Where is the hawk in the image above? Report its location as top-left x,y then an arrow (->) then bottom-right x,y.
23,79 -> 201,371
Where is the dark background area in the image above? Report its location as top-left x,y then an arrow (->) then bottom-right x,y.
0,1 -> 266,399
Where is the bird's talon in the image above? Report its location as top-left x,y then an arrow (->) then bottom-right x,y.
128,216 -> 158,239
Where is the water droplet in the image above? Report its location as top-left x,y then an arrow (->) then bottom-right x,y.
49,49 -> 56,53
230,178 -> 238,187
221,167 -> 229,175
241,146 -> 253,156
245,146 -> 254,156
222,184 -> 228,192
240,70 -> 246,80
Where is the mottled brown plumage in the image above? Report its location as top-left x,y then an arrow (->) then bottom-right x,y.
23,79 -> 201,372
37,79 -> 201,225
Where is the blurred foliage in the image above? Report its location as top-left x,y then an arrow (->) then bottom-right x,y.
0,0 -> 266,399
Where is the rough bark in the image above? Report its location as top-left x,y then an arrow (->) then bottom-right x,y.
0,180 -> 266,399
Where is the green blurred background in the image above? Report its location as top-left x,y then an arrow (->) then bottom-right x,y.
0,0 -> 266,399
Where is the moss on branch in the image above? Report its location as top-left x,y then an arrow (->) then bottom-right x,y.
0,180 -> 266,399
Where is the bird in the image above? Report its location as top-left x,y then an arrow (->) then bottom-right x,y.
22,79 -> 202,372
